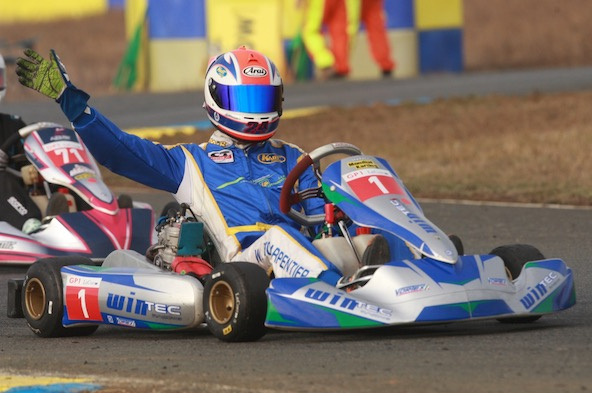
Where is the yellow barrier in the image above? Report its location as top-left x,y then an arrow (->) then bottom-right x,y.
415,0 -> 463,30
0,0 -> 107,23
207,0 -> 286,76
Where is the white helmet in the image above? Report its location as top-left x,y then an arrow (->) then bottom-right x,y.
0,54 -> 6,103
203,46 -> 283,142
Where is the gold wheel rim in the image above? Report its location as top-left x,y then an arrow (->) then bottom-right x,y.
24,278 -> 46,320
504,266 -> 514,281
209,281 -> 234,324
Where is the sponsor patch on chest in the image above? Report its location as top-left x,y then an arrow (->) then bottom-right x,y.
257,153 -> 286,164
208,149 -> 234,163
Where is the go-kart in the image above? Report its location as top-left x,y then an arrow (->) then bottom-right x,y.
7,143 -> 576,342
0,122 -> 154,265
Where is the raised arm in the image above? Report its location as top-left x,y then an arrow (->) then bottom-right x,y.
16,49 -> 186,192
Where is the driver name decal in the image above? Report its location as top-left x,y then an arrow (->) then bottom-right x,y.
261,241 -> 310,278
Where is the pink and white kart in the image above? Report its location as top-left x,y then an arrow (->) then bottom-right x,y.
0,122 -> 154,265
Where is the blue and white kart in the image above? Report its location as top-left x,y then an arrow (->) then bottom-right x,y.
268,143 -> 575,330
8,143 -> 575,342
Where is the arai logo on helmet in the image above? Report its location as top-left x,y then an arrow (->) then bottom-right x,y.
243,66 -> 268,77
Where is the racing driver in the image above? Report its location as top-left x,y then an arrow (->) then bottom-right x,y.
15,46 -> 388,286
0,53 -> 43,230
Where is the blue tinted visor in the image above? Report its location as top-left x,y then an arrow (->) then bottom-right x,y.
209,81 -> 283,114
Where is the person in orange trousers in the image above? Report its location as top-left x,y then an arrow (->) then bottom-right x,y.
348,0 -> 395,77
299,0 -> 350,79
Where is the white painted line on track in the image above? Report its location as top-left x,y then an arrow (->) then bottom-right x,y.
418,197 -> 592,210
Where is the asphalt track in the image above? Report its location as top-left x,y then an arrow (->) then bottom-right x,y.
2,68 -> 592,392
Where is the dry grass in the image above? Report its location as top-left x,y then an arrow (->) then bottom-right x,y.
121,90 -> 592,206
276,92 -> 592,205
464,0 -> 592,70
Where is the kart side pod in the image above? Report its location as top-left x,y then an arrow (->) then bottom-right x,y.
10,254 -> 205,337
9,251 -> 271,342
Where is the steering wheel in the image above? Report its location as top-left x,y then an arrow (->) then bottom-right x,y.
279,142 -> 363,227
0,130 -> 27,173
1,123 -> 63,170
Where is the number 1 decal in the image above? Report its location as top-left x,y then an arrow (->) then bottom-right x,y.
368,175 -> 389,194
78,289 -> 89,319
346,173 -> 405,202
65,285 -> 102,321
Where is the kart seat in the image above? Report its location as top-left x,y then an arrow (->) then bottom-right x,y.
45,190 -> 76,217
20,164 -> 49,214
117,194 -> 133,209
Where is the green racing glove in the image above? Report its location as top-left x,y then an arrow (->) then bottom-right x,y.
16,49 -> 90,122
16,48 -> 67,100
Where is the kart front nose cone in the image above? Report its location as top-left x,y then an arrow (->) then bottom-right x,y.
24,278 -> 46,320
209,281 -> 235,324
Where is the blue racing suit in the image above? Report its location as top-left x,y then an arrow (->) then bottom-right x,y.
69,107 -> 343,285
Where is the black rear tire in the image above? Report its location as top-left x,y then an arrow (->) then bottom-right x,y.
159,201 -> 181,218
448,234 -> 464,255
22,256 -> 99,337
490,244 -> 545,324
203,262 -> 270,342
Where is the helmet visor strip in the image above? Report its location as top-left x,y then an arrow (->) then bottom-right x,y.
210,81 -> 282,113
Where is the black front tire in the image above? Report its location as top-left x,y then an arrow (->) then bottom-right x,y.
203,262 -> 270,342
490,244 -> 545,281
22,256 -> 99,337
490,244 -> 545,324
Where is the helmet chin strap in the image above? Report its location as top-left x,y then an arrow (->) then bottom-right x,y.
232,138 -> 256,150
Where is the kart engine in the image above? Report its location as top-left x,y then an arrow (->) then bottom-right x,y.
146,206 -> 193,270
153,220 -> 180,270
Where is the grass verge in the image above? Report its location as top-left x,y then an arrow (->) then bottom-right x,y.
103,91 -> 592,206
